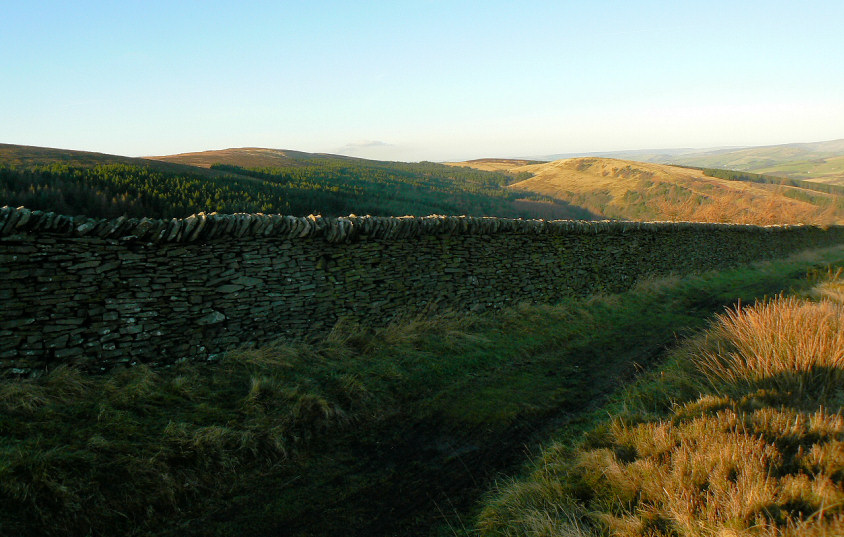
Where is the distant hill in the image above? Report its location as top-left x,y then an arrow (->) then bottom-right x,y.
663,140 -> 844,185
145,147 -> 360,169
0,144 -> 593,220
450,157 -> 844,225
536,139 -> 844,186
0,143 -> 228,178
442,158 -> 546,173
7,143 -> 842,224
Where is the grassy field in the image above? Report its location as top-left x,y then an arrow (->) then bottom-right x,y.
637,139 -> 844,186
2,246 -> 843,536
753,155 -> 844,185
478,262 -> 844,536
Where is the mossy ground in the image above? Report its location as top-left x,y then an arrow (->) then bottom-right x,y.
1,246 -> 842,536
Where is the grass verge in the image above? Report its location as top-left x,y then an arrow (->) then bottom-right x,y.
477,260 -> 844,536
1,246 -> 842,536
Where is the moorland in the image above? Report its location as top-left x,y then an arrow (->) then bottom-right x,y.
1,140 -> 843,536
537,139 -> 844,186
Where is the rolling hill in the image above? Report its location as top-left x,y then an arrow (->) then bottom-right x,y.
0,143 -> 232,178
661,139 -> 844,185
5,143 -> 843,224
449,157 -> 844,225
442,158 -> 545,173
538,139 -> 844,186
0,144 -> 592,220
145,147 -> 359,169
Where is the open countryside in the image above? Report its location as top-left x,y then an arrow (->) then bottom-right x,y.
3,1 -> 844,535
2,139 -> 844,536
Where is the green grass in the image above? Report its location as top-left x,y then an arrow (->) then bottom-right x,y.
1,246 -> 843,536
477,259 -> 844,537
755,155 -> 844,185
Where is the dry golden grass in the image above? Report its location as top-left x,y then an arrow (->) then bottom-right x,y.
478,270 -> 844,537
578,398 -> 844,537
694,296 -> 844,400
813,268 -> 844,303
581,290 -> 844,536
498,157 -> 843,225
443,159 -> 538,173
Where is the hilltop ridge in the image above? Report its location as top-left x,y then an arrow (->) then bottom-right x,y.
535,138 -> 844,185
443,158 -> 546,172
145,147 -> 363,169
0,143 -> 229,178
4,143 -> 843,225
0,143 -> 592,221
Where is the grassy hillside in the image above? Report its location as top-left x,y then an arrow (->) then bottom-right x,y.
1,246 -> 842,536
752,154 -> 844,185
651,139 -> 844,186
690,166 -> 844,197
444,158 -> 546,173
8,144 -> 841,224
535,139 -> 844,186
497,158 -> 844,225
0,145 -> 593,220
478,264 -> 844,537
145,147 -> 356,169
0,143 -> 229,178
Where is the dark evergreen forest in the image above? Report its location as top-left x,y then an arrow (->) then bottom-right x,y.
0,158 -> 593,220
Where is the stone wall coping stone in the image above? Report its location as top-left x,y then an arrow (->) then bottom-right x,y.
1,206 -> 835,244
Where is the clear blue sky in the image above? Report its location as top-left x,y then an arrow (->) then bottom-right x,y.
2,0 -> 843,161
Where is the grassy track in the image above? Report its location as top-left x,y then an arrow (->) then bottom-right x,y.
478,261 -> 844,536
1,246 -> 842,536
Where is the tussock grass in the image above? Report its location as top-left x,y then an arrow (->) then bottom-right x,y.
478,263 -> 844,537
695,296 -> 844,401
576,399 -> 844,536
650,186 -> 843,226
0,342 -> 360,536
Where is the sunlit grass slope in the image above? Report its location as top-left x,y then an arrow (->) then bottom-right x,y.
505,158 -> 844,224
478,267 -> 844,537
2,247 -> 843,536
754,154 -> 844,186
444,158 -> 545,173
661,139 -> 844,186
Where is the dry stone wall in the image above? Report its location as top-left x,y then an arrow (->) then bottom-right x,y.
1,206 -> 843,375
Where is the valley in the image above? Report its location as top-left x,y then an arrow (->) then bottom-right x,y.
538,139 -> 844,186
5,3 -> 843,535
1,141 -> 843,536
450,157 -> 844,224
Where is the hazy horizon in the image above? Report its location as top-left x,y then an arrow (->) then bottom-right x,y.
3,1 -> 843,162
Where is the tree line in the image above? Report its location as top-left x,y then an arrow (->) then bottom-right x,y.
691,166 -> 844,196
0,157 -> 594,220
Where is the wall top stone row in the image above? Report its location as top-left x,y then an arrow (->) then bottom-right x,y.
0,205 -> 837,244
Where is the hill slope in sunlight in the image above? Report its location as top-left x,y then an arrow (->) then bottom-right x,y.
664,139 -> 844,185
452,157 -> 844,225
536,139 -> 844,186
0,144 -> 594,220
